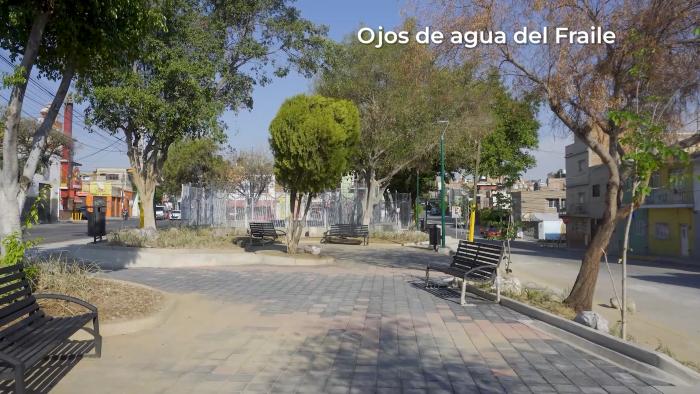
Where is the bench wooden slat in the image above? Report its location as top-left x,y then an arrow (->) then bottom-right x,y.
425,240 -> 505,306
0,297 -> 38,326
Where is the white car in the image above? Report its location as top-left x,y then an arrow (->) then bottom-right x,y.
155,205 -> 166,220
170,210 -> 181,220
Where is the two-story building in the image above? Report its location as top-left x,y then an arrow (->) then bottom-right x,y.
564,133 -> 698,259
80,168 -> 135,218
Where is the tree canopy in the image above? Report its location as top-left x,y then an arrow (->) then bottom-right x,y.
269,94 -> 360,252
161,138 -> 227,196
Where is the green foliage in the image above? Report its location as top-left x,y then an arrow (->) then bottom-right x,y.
269,94 -> 360,194
611,110 -> 690,201
316,21 -> 463,186
162,138 -> 227,195
447,72 -> 539,185
0,0 -> 164,80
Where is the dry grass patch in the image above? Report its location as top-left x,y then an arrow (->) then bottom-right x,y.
109,227 -> 246,249
27,257 -> 164,321
370,230 -> 428,244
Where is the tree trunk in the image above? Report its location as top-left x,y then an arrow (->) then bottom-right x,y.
564,167 -> 621,311
0,12 -> 50,253
131,173 -> 157,231
0,188 -> 21,255
361,173 -> 382,226
287,191 -> 311,254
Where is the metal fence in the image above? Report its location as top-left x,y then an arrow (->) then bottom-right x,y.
180,184 -> 414,231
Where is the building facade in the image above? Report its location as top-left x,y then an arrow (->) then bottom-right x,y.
564,134 -> 698,260
80,168 -> 135,217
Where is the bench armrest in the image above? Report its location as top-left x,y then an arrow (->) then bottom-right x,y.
461,264 -> 498,279
34,293 -> 98,313
275,229 -> 287,236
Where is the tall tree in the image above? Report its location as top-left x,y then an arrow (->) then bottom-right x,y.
317,23 -> 492,225
432,0 -> 700,310
269,94 -> 360,253
0,0 -> 160,251
79,0 -> 329,230
161,138 -> 227,196
445,73 -> 539,187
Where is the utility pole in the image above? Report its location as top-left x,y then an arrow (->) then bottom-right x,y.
468,140 -> 481,242
415,168 -> 419,230
438,120 -> 449,248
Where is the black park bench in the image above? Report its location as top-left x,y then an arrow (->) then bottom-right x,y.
321,224 -> 369,245
0,263 -> 101,394
425,240 -> 505,306
249,222 -> 286,245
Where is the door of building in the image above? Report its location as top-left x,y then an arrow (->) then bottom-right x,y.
680,224 -> 689,257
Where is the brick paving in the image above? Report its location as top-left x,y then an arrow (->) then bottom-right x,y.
48,244 -> 670,393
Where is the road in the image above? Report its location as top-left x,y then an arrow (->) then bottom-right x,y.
25,218 -> 178,245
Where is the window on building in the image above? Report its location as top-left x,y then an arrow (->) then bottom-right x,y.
577,192 -> 584,203
560,199 -> 566,209
106,174 -> 120,181
592,184 -> 600,197
669,168 -> 688,191
547,199 -> 558,208
577,159 -> 585,172
654,223 -> 670,240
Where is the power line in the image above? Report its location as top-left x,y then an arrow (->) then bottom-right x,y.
1,57 -> 127,146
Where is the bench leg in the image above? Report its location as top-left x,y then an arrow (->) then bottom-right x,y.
14,365 -> 25,394
94,316 -> 102,358
425,266 -> 430,289
460,278 -> 467,306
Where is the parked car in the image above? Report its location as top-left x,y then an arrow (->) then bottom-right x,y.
170,210 -> 181,220
480,226 -> 502,239
155,205 -> 166,220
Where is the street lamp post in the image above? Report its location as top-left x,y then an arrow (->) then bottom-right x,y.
438,120 -> 449,248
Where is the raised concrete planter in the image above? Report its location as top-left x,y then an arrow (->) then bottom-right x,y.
61,244 -> 334,270
465,284 -> 700,387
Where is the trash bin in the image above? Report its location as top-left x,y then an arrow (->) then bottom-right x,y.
428,225 -> 441,251
87,206 -> 107,242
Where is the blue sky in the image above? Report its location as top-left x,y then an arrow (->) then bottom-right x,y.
1,0 -> 568,179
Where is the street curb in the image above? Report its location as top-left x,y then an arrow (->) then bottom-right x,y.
465,284 -> 700,387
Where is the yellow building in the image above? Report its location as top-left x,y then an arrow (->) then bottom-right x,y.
643,164 -> 694,258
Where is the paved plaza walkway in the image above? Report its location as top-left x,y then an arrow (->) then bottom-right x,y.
41,244 -> 670,393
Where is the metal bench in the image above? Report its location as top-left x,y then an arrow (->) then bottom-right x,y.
425,240 -> 505,306
248,222 -> 286,245
0,263 -> 101,394
321,224 -> 369,245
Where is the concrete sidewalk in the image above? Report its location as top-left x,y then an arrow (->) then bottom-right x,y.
43,258 -> 673,393
440,236 -> 700,367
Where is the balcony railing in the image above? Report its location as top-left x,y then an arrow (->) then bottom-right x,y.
643,188 -> 693,206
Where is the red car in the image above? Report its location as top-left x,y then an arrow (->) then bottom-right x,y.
480,226 -> 502,239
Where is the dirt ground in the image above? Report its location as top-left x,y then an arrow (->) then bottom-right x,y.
38,277 -> 165,322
